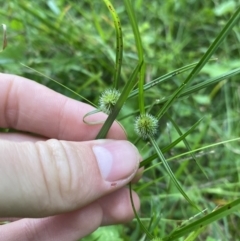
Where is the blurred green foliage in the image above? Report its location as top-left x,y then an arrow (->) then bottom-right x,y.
1,0 -> 240,240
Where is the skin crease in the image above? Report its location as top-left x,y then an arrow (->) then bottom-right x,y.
0,74 -> 141,241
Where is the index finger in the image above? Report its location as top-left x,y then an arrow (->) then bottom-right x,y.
0,73 -> 126,141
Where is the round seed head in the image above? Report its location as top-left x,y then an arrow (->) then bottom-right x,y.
99,88 -> 121,114
134,114 -> 158,139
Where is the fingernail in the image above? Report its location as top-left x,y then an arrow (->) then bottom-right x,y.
92,141 -> 140,182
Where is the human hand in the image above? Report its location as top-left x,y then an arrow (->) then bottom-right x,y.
0,74 -> 141,241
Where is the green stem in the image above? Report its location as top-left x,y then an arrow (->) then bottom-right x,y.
124,0 -> 145,114
103,0 -> 123,89
129,182 -> 154,239
1,24 -> 7,52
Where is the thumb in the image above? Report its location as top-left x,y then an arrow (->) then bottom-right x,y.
0,139 -> 140,217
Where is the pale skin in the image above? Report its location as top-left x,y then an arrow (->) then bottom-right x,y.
0,73 -> 141,241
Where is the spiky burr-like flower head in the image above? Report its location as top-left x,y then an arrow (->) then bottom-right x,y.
99,88 -> 121,114
134,113 -> 158,139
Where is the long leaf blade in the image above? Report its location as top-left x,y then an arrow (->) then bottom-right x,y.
162,198 -> 240,240
156,6 -> 240,119
149,136 -> 197,209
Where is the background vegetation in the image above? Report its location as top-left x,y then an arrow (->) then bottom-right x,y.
1,0 -> 240,240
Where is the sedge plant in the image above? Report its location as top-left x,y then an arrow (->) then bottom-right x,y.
87,1 -> 240,240
1,1 -> 240,240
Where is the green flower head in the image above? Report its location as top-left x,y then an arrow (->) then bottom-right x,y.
99,88 -> 121,114
134,113 -> 158,139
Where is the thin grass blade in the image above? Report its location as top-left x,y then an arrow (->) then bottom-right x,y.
166,114 -> 208,179
156,6 -> 240,119
103,0 -> 123,89
128,61 -> 210,99
140,118 -> 203,168
162,198 -> 240,240
167,137 -> 240,163
1,24 -> 7,52
129,182 -> 154,240
158,67 -> 240,105
149,136 -> 198,209
21,64 -> 96,106
124,0 -> 145,114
